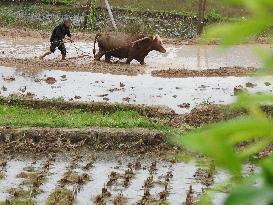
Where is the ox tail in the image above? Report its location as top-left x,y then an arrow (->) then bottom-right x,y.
93,33 -> 101,56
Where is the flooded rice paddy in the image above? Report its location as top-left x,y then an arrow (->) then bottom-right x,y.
0,28 -> 271,205
1,66 -> 272,114
0,38 -> 270,71
0,153 -> 230,205
1,38 -> 272,113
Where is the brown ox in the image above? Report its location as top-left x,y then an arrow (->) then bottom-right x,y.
93,33 -> 166,65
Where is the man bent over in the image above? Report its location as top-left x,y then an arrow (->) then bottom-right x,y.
40,18 -> 73,60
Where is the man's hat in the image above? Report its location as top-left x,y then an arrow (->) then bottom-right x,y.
63,17 -> 72,23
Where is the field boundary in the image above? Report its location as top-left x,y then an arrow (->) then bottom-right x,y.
0,126 -> 175,154
0,97 -> 175,118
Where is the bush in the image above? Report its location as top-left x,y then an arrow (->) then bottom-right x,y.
205,10 -> 222,22
0,13 -> 16,25
172,0 -> 273,204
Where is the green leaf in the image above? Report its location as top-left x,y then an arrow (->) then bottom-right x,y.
261,156 -> 273,186
225,186 -> 273,205
234,94 -> 273,109
170,117 -> 273,176
204,17 -> 273,45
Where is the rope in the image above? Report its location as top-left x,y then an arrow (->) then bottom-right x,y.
52,36 -> 152,60
98,36 -> 151,55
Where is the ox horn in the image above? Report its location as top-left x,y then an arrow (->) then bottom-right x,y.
153,34 -> 160,40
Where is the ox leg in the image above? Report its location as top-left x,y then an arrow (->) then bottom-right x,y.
94,49 -> 105,61
138,58 -> 145,65
126,57 -> 133,64
105,53 -> 111,63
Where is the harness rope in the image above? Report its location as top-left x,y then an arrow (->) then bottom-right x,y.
52,36 -> 152,60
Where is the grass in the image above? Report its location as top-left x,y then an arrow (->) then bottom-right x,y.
0,200 -> 35,205
0,104 -> 171,131
0,172 -> 5,180
46,188 -> 73,205
0,13 -> 16,25
23,0 -> 246,18
0,1 -> 250,38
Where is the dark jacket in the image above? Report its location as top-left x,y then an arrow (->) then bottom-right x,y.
50,23 -> 71,42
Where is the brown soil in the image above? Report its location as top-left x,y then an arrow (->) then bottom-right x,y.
174,104 -> 245,127
152,67 -> 257,78
172,103 -> 273,128
0,58 -> 144,76
0,27 -> 94,43
0,58 -> 259,77
0,127 -> 174,154
0,98 -> 272,157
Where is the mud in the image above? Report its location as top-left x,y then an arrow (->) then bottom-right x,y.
152,67 -> 257,78
0,33 -> 270,75
171,103 -> 273,128
176,104 -> 244,127
0,127 -> 173,155
0,153 -> 229,205
0,57 -> 143,76
2,66 -> 272,114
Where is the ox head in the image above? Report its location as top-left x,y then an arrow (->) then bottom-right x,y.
151,35 -> 166,53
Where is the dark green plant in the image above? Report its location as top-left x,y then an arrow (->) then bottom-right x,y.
205,10 -> 222,22
0,13 -> 16,25
87,0 -> 97,31
171,0 -> 273,204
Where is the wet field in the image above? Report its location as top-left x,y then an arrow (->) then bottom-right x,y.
1,66 -> 272,114
0,38 -> 268,71
0,153 -> 230,205
0,31 -> 271,205
0,38 -> 273,113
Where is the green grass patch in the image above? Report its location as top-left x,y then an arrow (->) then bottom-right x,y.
0,104 -> 171,131
0,172 -> 5,180
46,188 -> 73,205
0,200 -> 35,205
0,13 -> 16,25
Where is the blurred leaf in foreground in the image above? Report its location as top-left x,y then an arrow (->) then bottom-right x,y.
172,0 -> 273,204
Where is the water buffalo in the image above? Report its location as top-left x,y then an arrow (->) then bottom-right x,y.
93,33 -> 166,65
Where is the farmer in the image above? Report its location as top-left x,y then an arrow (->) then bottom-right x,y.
39,18 -> 74,60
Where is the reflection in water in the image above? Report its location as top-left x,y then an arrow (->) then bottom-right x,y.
0,155 -> 229,205
196,46 -> 200,69
1,66 -> 272,114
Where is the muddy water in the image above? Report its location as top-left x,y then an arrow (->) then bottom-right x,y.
0,154 -> 229,205
148,45 -> 265,71
1,66 -> 272,113
0,38 -> 270,71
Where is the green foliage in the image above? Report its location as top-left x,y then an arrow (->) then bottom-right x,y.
171,0 -> 273,204
41,0 -> 78,5
46,188 -> 73,205
87,0 -> 97,31
0,199 -> 36,205
122,18 -> 153,34
0,104 -> 170,131
204,0 -> 273,45
20,4 -> 37,13
0,173 -> 5,180
225,157 -> 273,205
0,13 -> 16,25
205,10 -> 223,22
